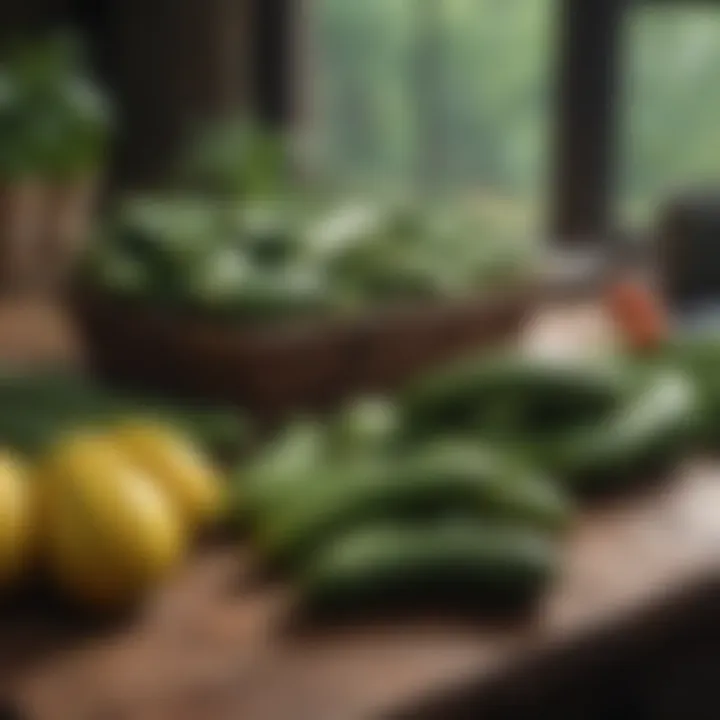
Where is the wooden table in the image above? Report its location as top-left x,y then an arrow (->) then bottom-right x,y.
2,302 -> 720,720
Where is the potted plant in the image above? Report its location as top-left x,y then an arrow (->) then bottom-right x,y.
0,31 -> 112,290
0,54 -> 44,289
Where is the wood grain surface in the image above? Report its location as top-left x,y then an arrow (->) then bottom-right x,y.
3,466 -> 720,720
0,301 -> 718,720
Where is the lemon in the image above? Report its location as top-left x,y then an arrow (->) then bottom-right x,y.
0,451 -> 32,589
39,433 -> 186,610
109,422 -> 224,529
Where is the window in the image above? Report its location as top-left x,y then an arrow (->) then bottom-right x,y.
302,0 -> 557,243
619,5 -> 720,231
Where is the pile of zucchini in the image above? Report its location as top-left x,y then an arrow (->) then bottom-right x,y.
233,349 -> 703,617
401,352 -> 701,493
82,118 -> 538,322
83,193 -> 538,322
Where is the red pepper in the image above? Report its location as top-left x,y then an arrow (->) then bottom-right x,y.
604,278 -> 668,353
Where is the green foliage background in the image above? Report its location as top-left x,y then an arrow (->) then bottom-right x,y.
620,6 -> 720,227
304,0 -> 720,236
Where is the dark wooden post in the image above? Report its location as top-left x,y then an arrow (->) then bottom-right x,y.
93,0 -> 251,187
551,0 -> 626,244
252,0 -> 294,129
0,0 -> 70,34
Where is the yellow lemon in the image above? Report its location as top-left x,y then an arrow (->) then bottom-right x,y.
39,433 -> 186,610
109,422 -> 224,530
0,450 -> 32,589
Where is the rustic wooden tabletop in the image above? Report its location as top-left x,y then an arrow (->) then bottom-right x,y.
1,300 -> 719,720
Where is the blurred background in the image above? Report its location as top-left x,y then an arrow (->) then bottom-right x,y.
2,2 -> 720,719
4,1 -> 720,240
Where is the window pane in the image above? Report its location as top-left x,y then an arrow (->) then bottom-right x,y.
302,0 -> 416,186
620,7 -> 720,229
302,0 -> 556,242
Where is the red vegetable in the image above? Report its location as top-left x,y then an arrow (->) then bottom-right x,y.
604,279 -> 668,353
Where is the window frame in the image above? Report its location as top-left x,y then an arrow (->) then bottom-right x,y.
551,0 -> 625,244
278,0 -> 626,244
71,0 -> 719,228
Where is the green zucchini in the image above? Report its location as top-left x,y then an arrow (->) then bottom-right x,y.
237,419 -> 329,520
402,353 -> 629,439
259,441 -> 570,566
300,521 -> 558,613
550,369 -> 700,492
656,334 -> 720,444
327,396 -> 401,457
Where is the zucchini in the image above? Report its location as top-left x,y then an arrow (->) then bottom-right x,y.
191,266 -> 334,323
259,441 -> 570,566
237,419 -> 328,520
550,369 -> 700,492
327,396 -> 401,457
402,353 -> 629,439
300,521 -> 558,614
657,334 -> 720,443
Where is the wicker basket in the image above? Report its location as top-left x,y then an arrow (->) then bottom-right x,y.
74,285 -> 537,420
